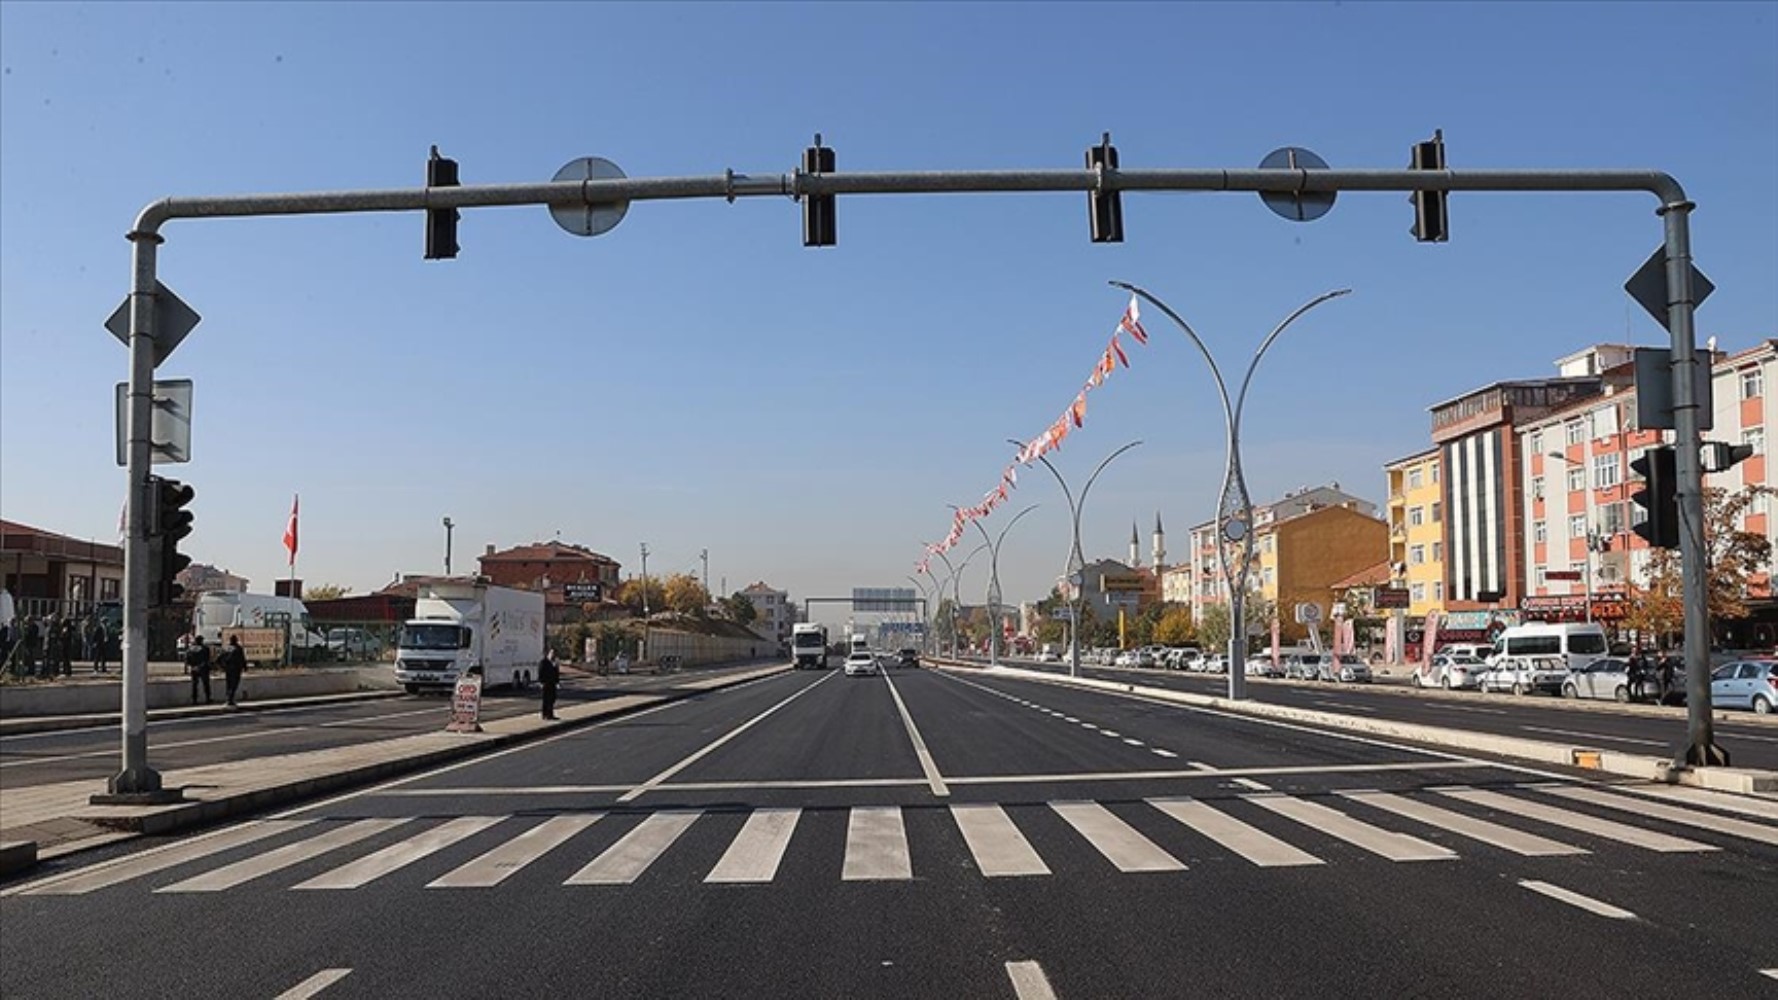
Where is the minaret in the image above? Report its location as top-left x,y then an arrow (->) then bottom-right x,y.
1152,511 -> 1165,571
1129,521 -> 1140,568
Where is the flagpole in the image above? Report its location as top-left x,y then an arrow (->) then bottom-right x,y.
284,494 -> 298,667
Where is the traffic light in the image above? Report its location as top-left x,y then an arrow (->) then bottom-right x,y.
148,476 -> 195,606
1409,129 -> 1448,243
425,146 -> 460,260
1086,132 -> 1124,243
1629,445 -> 1678,549
1703,441 -> 1755,473
802,136 -> 836,247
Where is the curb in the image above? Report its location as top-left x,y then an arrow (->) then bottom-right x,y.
4,665 -> 792,878
0,840 -> 37,878
954,662 -> 1778,796
0,689 -> 406,736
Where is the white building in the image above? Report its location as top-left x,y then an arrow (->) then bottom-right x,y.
740,581 -> 794,647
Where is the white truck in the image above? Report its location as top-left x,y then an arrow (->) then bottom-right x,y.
791,623 -> 830,670
192,591 -> 327,654
394,581 -> 545,693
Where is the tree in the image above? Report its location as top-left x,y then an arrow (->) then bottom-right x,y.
718,593 -> 758,626
303,583 -> 350,601
1624,483 -> 1773,647
1197,594 -> 1278,653
1153,605 -> 1196,645
661,573 -> 710,615
616,577 -> 664,616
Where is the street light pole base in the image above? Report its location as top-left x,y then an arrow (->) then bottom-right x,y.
1674,743 -> 1731,768
95,767 -> 183,805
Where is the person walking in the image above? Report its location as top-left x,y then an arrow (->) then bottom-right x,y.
185,634 -> 213,705
538,647 -> 560,720
219,634 -> 248,707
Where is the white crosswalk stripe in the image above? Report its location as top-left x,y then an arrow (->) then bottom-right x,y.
1598,784 -> 1778,822
707,808 -> 801,883
23,820 -> 316,896
158,819 -> 412,893
1051,801 -> 1185,872
1147,797 -> 1323,867
1534,785 -> 1778,846
295,817 -> 503,890
1339,790 -> 1587,857
429,815 -> 602,888
1246,794 -> 1457,862
953,804 -> 1050,877
843,806 -> 912,881
566,811 -> 702,885
1434,787 -> 1719,852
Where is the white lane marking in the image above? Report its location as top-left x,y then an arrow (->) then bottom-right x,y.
0,705 -> 450,769
1520,725 -> 1665,748
1761,969 -> 1778,982
1339,791 -> 1586,856
1151,749 -> 1178,759
842,806 -> 912,881
1050,801 -> 1184,872
275,968 -> 353,1000
1185,760 -> 1215,771
1598,783 -> 1778,822
1311,701 -> 1377,714
1101,730 -> 1123,739
17,819 -> 316,896
1246,795 -> 1457,862
617,670 -> 835,802
1718,730 -> 1778,744
1519,879 -> 1638,920
1122,738 -> 1145,747
1433,787 -> 1717,852
1063,717 -> 1080,723
1080,723 -> 1099,730
1148,796 -> 1322,867
706,808 -> 801,884
429,815 -> 601,888
566,811 -> 702,885
294,816 -> 503,890
1005,960 -> 1059,1000
1536,785 -> 1778,846
158,818 -> 411,892
1230,778 -> 1271,791
882,670 -> 949,797
952,804 -> 1050,877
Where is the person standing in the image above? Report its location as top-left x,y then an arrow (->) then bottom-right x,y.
219,634 -> 248,707
92,619 -> 111,673
538,647 -> 560,720
186,634 -> 213,705
58,617 -> 77,676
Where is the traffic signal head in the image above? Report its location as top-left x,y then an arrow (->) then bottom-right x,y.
1409,129 -> 1448,243
802,137 -> 836,247
1086,133 -> 1124,244
1704,441 -> 1755,473
1629,444 -> 1678,549
425,146 -> 460,261
149,476 -> 195,606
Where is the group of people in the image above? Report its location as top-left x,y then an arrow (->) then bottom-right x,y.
182,634 -> 250,707
1626,650 -> 1683,703
1,613 -> 115,678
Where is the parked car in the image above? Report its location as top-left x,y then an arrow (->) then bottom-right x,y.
1477,655 -> 1568,696
1245,655 -> 1285,678
1285,653 -> 1325,680
1115,649 -> 1156,668
1201,654 -> 1229,674
1330,653 -> 1372,683
1710,660 -> 1778,714
1413,654 -> 1488,690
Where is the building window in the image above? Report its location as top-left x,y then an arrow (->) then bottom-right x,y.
1410,545 -> 1426,566
1431,542 -> 1443,561
1567,468 -> 1586,493
1431,501 -> 1442,522
1742,368 -> 1763,400
101,578 -> 120,601
1565,420 -> 1585,446
1569,514 -> 1587,537
1593,453 -> 1619,489
1432,581 -> 1444,601
1408,468 -> 1424,490
1534,520 -> 1547,544
1601,501 -> 1626,536
1410,583 -> 1426,602
1408,506 -> 1425,527
1531,477 -> 1545,502
1431,463 -> 1439,484
1529,431 -> 1543,456
1263,567 -> 1275,584
1744,427 -> 1766,456
1534,566 -> 1547,587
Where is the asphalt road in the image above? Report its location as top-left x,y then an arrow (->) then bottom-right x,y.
4,665 -> 1775,998
999,656 -> 1778,771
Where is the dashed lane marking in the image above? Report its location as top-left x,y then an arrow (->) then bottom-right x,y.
1006,961 -> 1059,1000
275,968 -> 353,1000
1519,879 -> 1638,920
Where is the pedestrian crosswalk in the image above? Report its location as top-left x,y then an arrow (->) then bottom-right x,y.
21,782 -> 1776,897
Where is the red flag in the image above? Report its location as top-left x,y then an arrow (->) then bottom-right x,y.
1071,392 -> 1087,428
1119,296 -> 1149,344
282,494 -> 299,566
1111,336 -> 1130,368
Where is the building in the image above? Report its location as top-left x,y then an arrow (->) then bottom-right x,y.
1061,559 -> 1152,615
1187,484 -> 1378,626
1383,448 -> 1445,617
1160,564 -> 1193,605
477,540 -> 623,623
740,581 -> 793,646
179,563 -> 249,596
1252,505 -> 1390,642
1,519 -> 124,617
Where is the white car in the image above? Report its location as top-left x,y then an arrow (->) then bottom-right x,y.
844,651 -> 879,677
1413,654 -> 1488,690
1036,649 -> 1060,663
1477,655 -> 1568,696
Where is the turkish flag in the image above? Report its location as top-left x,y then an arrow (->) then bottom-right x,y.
283,494 -> 299,566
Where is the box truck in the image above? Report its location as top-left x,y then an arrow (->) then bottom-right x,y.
792,623 -> 830,669
394,581 -> 545,693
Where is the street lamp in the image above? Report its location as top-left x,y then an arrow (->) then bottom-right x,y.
1013,438 -> 1143,678
950,502 -> 1041,666
1112,281 -> 1350,700
930,542 -> 989,658
905,574 -> 937,655
442,517 -> 454,576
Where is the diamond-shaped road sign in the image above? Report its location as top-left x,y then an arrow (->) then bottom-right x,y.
1624,246 -> 1714,331
105,281 -> 201,368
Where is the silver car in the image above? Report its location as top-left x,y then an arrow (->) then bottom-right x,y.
843,651 -> 879,677
1710,660 -> 1778,714
1331,654 -> 1372,683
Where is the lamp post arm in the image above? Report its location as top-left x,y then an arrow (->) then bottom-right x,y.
1113,282 -> 1236,436
1232,289 -> 1353,433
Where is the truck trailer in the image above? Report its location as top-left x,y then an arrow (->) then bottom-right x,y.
394,581 -> 545,693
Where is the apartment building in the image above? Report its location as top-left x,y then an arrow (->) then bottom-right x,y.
1383,448 -> 1445,617
1187,484 -> 1378,626
1254,505 -> 1390,642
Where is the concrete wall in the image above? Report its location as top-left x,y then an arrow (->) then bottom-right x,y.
0,667 -> 397,718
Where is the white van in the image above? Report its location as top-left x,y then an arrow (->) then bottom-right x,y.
1488,623 -> 1608,672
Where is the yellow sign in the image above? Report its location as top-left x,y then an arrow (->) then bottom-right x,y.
1102,574 -> 1146,592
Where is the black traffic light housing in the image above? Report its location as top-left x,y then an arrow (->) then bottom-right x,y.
1409,129 -> 1448,243
425,146 -> 460,260
148,476 -> 195,606
1630,445 -> 1678,549
802,136 -> 836,247
1086,132 -> 1124,243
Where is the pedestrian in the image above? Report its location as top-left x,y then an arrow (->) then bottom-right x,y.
43,615 -> 65,679
1626,651 -> 1648,702
20,617 -> 41,677
82,616 -> 99,664
92,619 -> 111,673
185,634 -> 213,705
219,634 -> 248,707
1656,654 -> 1679,704
538,647 -> 560,720
58,617 -> 77,676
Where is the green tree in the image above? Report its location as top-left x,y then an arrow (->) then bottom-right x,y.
719,593 -> 758,625
1626,483 -> 1773,647
303,583 -> 351,601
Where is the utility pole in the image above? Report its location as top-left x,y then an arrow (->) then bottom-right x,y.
700,548 -> 709,599
639,541 -> 650,663
442,516 -> 454,576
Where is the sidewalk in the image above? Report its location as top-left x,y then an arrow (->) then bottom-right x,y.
0,661 -> 791,877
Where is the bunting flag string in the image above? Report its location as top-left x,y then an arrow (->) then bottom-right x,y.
918,294 -> 1153,568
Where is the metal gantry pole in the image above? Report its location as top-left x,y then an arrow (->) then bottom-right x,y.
1114,284 -> 1350,700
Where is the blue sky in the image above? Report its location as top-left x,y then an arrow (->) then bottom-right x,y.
2,1 -> 1774,625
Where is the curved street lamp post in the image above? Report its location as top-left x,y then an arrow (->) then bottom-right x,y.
1111,282 -> 1350,700
1014,438 -> 1144,678
929,542 -> 990,658
952,503 -> 1042,666
904,574 -> 937,655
